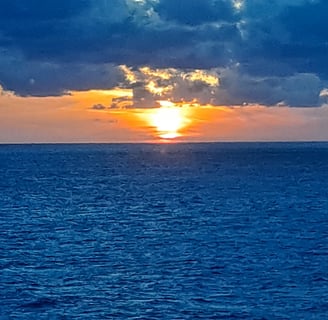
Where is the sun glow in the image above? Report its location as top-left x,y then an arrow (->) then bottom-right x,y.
152,108 -> 182,139
150,103 -> 188,139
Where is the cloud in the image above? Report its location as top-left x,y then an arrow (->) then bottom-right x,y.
0,0 -> 327,106
119,65 -> 220,107
110,96 -> 134,109
118,65 -> 324,108
212,68 -> 323,107
319,88 -> 328,104
155,0 -> 237,26
0,84 -> 14,97
239,0 -> 328,77
0,49 -> 123,96
91,104 -> 107,110
320,88 -> 328,97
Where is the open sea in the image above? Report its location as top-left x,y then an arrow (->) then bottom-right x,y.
0,142 -> 327,319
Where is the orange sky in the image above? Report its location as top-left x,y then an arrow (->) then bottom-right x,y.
1,87 -> 328,143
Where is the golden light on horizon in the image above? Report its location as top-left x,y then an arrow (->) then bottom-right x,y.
2,84 -> 328,144
1,86 -> 328,143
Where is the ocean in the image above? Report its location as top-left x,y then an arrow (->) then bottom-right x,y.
0,142 -> 327,319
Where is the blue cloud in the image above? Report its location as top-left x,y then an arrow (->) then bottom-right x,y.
155,0 -> 237,25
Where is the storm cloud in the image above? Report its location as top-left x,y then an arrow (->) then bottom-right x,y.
0,0 -> 327,106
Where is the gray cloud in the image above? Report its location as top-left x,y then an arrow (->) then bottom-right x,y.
212,68 -> 323,107
0,49 -> 123,96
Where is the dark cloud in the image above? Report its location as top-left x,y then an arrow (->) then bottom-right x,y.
155,0 -> 237,26
1,0 -> 237,67
239,0 -> 328,77
278,1 -> 328,77
0,0 -> 327,106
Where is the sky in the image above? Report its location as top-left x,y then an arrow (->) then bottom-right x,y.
1,0 -> 328,143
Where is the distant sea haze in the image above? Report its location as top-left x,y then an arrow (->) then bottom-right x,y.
1,142 -> 327,319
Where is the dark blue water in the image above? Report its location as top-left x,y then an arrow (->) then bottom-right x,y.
0,143 -> 327,319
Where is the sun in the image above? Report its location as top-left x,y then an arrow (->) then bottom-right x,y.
151,107 -> 182,139
150,102 -> 187,139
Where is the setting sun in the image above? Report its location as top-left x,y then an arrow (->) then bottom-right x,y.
151,107 -> 183,139
145,100 -> 193,140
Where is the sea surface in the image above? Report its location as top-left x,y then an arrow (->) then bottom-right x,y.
0,142 -> 327,319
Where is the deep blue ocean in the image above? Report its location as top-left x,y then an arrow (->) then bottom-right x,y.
0,143 -> 327,319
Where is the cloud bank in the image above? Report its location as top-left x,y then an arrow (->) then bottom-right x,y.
0,0 -> 327,106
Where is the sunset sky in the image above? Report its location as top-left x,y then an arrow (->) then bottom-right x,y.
1,0 -> 328,143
